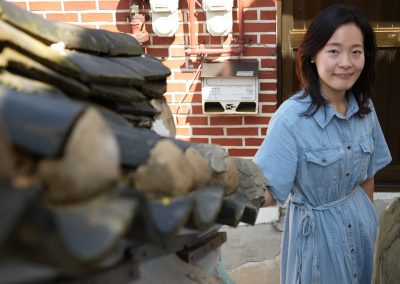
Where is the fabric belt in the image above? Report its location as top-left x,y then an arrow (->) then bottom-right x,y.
292,186 -> 362,284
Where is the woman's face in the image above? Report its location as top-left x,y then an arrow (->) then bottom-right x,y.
314,23 -> 365,99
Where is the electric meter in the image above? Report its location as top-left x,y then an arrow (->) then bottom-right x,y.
149,0 -> 179,37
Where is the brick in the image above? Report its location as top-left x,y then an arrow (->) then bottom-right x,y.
168,104 -> 190,115
242,0 -> 275,8
46,13 -> 78,22
191,105 -> 203,114
81,13 -> 113,22
170,47 -> 186,57
117,24 -> 133,33
260,34 -> 277,45
194,11 -> 206,21
174,93 -> 202,103
260,58 -> 277,68
189,137 -> 209,144
178,23 -> 188,34
166,82 -> 186,93
244,116 -> 270,125
29,2 -> 62,11
261,128 -> 267,136
185,22 -> 204,34
258,71 -> 277,80
137,0 -> 150,9
145,47 -> 169,58
245,138 -> 264,146
188,82 -> 201,92
227,127 -> 258,136
211,138 -> 243,147
197,36 -> 222,45
98,25 -> 117,32
152,35 -> 185,45
192,127 -> 224,136
172,104 -> 192,115
186,59 -> 205,69
175,127 -> 190,136
260,11 -> 276,21
64,1 -> 96,11
210,116 -> 243,126
260,82 -> 277,92
258,93 -> 276,103
243,23 -> 276,33
162,60 -> 185,69
176,116 -> 208,126
116,12 -> 130,22
243,34 -> 258,44
243,10 -> 258,20
244,46 -> 276,57
162,94 -> 172,103
172,71 -> 200,81
99,0 -> 129,10
223,34 -> 234,45
261,105 -> 276,113
227,148 -> 258,157
179,1 -> 189,9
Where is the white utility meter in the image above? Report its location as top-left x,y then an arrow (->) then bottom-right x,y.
201,61 -> 259,114
149,0 -> 179,37
203,0 -> 234,36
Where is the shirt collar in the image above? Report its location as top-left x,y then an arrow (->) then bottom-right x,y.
313,92 -> 359,129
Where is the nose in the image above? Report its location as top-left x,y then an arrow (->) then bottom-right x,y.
338,54 -> 352,68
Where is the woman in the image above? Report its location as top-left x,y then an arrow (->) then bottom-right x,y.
254,5 -> 391,284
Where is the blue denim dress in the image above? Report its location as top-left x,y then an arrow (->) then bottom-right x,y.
254,91 -> 392,284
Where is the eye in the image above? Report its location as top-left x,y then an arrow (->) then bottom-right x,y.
352,49 -> 363,55
328,49 -> 339,54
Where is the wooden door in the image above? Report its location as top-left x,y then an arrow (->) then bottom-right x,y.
278,0 -> 400,191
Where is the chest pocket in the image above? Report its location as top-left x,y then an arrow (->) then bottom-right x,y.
358,138 -> 374,179
304,149 -> 342,189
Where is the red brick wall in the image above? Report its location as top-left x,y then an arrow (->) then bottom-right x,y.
7,0 -> 277,158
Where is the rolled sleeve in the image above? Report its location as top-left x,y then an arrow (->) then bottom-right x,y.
253,113 -> 298,203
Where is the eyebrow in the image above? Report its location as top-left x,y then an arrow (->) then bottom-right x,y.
326,42 -> 364,48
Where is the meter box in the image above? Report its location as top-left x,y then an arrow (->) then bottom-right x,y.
201,61 -> 258,114
149,0 -> 179,37
203,0 -> 234,36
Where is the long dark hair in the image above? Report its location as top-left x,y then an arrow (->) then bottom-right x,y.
297,4 -> 376,116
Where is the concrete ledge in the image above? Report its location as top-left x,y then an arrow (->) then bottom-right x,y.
221,193 -> 400,284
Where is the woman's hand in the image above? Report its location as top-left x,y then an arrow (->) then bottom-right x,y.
262,186 -> 277,207
361,176 -> 375,202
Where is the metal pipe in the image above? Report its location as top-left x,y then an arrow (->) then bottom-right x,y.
185,0 -> 245,56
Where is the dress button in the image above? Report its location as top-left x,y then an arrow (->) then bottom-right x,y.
348,224 -> 352,228
351,248 -> 355,253
347,145 -> 351,150
353,273 -> 357,278
346,172 -> 350,177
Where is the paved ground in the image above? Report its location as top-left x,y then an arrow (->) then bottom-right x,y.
229,256 -> 280,284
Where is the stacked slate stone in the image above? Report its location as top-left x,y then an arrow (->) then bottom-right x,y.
0,0 -> 267,282
372,198 -> 400,284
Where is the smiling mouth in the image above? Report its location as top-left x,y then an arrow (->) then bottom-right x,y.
335,73 -> 354,79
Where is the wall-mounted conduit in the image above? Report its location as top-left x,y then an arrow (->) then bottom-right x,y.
185,0 -> 245,56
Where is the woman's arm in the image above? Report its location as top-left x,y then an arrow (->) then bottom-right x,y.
263,187 -> 277,207
360,176 -> 374,201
